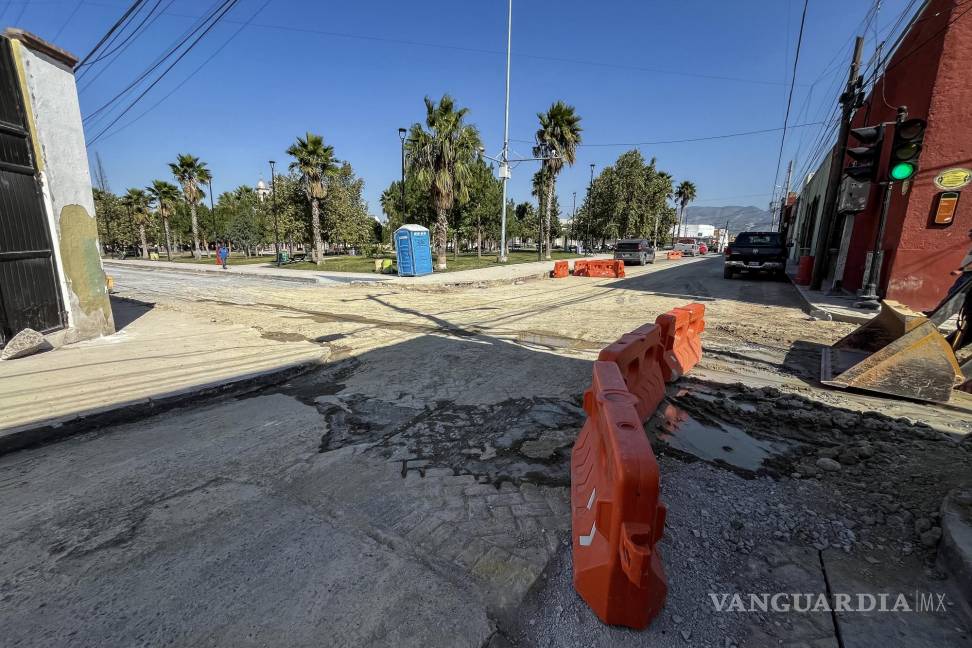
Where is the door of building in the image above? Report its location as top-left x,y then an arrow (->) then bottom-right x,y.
0,36 -> 64,347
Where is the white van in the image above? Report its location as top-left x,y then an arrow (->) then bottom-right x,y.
674,239 -> 700,256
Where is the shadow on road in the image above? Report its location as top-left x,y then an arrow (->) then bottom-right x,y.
110,296 -> 154,330
604,257 -> 804,309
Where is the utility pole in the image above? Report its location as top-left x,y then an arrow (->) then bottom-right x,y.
208,177 -> 216,243
269,160 -> 281,266
810,35 -> 864,291
497,0 -> 512,263
775,159 -> 793,232
570,191 -> 576,250
587,163 -> 595,254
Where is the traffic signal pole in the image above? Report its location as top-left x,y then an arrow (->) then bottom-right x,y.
810,36 -> 864,291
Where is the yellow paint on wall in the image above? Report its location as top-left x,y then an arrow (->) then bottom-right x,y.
9,38 -> 44,173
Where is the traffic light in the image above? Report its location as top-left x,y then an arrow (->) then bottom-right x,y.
888,118 -> 927,181
845,125 -> 884,181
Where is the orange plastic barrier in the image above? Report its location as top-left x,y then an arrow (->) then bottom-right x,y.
666,250 -> 683,260
574,259 -> 625,278
794,255 -> 814,285
551,260 -> 569,278
597,323 -> 666,420
572,361 -> 668,629
655,303 -> 705,382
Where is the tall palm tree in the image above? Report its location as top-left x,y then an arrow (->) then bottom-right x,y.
534,101 -> 582,260
674,180 -> 697,242
146,180 -> 180,261
531,168 -> 549,260
122,188 -> 152,259
407,94 -> 482,270
169,154 -> 212,259
287,132 -> 338,265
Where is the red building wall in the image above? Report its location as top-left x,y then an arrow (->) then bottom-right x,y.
840,0 -> 972,310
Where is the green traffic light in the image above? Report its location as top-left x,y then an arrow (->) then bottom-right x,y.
890,161 -> 916,181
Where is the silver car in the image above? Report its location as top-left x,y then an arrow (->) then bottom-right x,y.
614,239 -> 656,265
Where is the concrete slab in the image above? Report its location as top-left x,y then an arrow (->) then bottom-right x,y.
0,299 -> 326,450
785,269 -> 877,324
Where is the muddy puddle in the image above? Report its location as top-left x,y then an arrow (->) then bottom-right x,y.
648,400 -> 790,472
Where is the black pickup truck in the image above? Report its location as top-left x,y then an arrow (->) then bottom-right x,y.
723,231 -> 788,279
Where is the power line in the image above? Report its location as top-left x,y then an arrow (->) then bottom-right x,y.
85,0 -> 242,146
77,0 -> 179,92
510,121 -> 823,149
85,1 -> 801,87
90,0 -> 272,145
79,0 -> 165,69
76,0 -> 147,69
769,0 -> 809,206
83,0 -> 232,124
52,0 -> 86,42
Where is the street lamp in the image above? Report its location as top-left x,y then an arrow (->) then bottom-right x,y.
398,127 -> 407,233
269,160 -> 281,267
587,163 -> 596,253
207,177 -> 216,248
570,191 -> 576,250
497,0 -> 513,263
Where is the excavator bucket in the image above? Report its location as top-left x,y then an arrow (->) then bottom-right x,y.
820,300 -> 964,403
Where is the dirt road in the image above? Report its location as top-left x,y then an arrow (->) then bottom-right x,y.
2,256 -> 969,647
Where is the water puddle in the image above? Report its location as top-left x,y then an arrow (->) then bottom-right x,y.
649,400 -> 788,472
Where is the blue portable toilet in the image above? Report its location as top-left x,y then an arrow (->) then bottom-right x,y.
394,224 -> 434,276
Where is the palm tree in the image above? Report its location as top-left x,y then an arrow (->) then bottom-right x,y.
407,94 -> 482,270
287,132 -> 338,265
531,168 -> 549,260
674,180 -> 697,242
122,188 -> 152,259
534,101 -> 582,261
146,180 -> 180,261
169,154 -> 212,259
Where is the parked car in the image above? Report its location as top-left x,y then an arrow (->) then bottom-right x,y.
674,239 -> 700,256
723,231 -> 789,279
614,239 -> 656,265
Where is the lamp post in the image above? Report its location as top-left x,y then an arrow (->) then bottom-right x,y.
207,177 -> 216,250
570,191 -> 576,250
587,163 -> 596,254
497,0 -> 513,263
269,160 -> 281,267
398,127 -> 407,229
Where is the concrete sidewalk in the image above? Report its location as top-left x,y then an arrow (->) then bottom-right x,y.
785,266 -> 876,324
104,254 -> 614,289
0,300 -> 327,452
103,258 -> 382,285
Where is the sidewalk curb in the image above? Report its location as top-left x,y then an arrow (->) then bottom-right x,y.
0,352 -> 328,456
103,259 -> 324,285
784,273 -> 873,325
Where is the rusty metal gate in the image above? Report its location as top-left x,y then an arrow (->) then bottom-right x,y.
0,36 -> 64,346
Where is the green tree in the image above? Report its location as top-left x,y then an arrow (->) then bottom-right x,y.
534,101 -> 582,260
92,188 -> 123,253
122,188 -> 152,259
218,186 -> 264,255
146,180 -> 180,260
407,94 -> 482,270
322,162 -> 374,250
674,180 -> 697,240
287,132 -> 339,265
169,154 -> 212,258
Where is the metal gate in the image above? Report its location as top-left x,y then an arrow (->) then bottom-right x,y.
0,36 -> 64,346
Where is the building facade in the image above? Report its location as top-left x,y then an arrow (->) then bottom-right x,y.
806,0 -> 972,310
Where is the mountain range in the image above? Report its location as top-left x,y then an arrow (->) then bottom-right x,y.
683,206 -> 773,233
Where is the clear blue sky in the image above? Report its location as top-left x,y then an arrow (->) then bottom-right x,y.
4,0 -> 911,218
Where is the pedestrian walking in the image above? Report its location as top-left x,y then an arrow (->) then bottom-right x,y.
218,242 -> 229,270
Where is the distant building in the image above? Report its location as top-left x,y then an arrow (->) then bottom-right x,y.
255,178 -> 270,201
677,223 -> 715,239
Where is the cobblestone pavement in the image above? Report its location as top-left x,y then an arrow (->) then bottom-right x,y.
2,257 -> 970,647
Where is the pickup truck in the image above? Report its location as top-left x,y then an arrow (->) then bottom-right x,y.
723,231 -> 788,279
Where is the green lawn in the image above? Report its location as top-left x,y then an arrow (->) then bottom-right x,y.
160,250 -> 582,274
